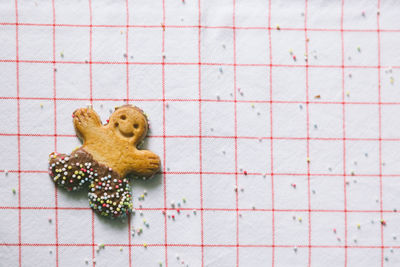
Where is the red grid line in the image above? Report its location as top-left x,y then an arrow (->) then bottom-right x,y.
340,0 -> 349,266
13,0 -> 21,266
87,1 -> 95,266
2,21 -> 400,33
4,169 -> 400,178
51,0 -> 60,266
2,243 -> 399,249
1,206 -> 398,214
4,132 -> 400,143
376,1 -> 384,266
161,0 -> 168,265
3,95 -> 400,106
267,0 -> 275,266
4,168 -> 400,178
1,58 -> 399,70
125,0 -> 132,265
303,1 -> 313,266
232,0 -> 240,265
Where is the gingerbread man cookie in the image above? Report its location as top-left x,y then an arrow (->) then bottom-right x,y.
48,105 -> 161,218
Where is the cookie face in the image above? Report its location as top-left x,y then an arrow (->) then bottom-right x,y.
109,106 -> 148,145
48,104 -> 160,218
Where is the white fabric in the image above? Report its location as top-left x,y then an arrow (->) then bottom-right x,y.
1,0 -> 400,266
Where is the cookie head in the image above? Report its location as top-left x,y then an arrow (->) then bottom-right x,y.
109,105 -> 148,145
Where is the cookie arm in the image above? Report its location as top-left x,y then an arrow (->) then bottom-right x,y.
128,150 -> 161,178
73,108 -> 102,140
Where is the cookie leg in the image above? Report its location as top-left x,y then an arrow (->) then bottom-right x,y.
48,150 -> 95,191
88,168 -> 133,218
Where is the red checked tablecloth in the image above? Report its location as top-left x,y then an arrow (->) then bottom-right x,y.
1,0 -> 400,266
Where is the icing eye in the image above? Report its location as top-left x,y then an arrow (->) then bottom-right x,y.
120,115 -> 126,120
133,123 -> 139,129
114,122 -> 119,127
